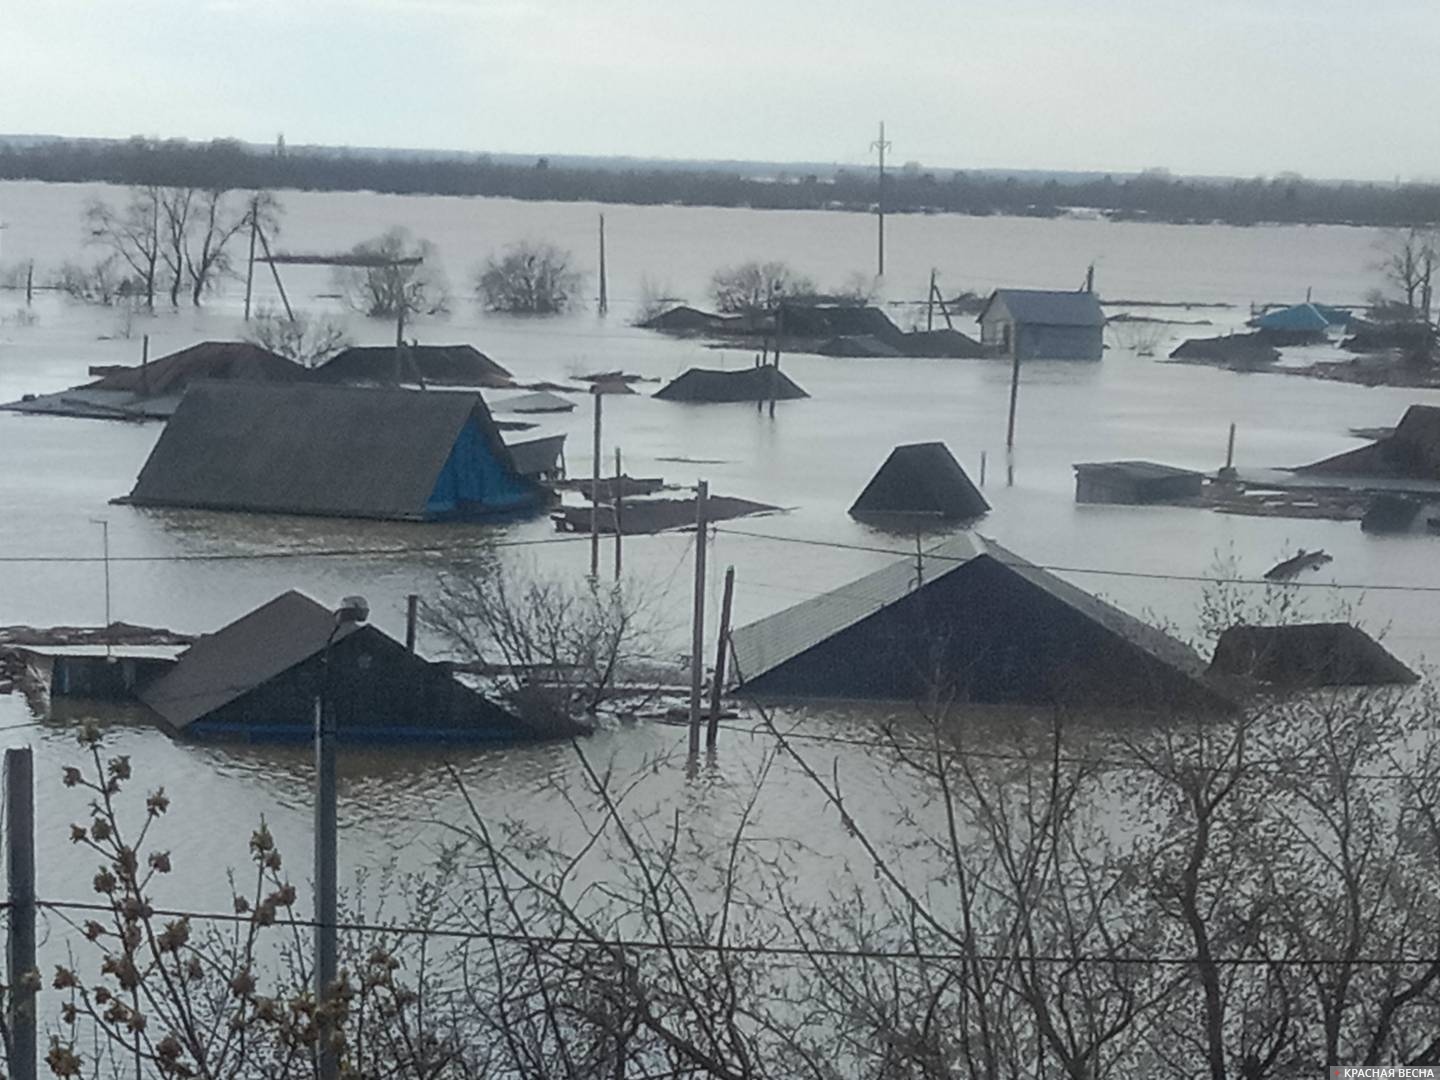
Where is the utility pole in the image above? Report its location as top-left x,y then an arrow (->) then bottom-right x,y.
597,213 -> 608,316
613,447 -> 623,580
927,268 -> 937,331
1084,263 -> 1095,294
253,223 -> 295,322
1005,346 -> 1021,487
871,122 -> 891,277
590,390 -> 603,578
315,597 -> 367,1080
688,481 -> 709,758
90,518 -> 111,657
6,748 -> 36,1080
706,566 -> 735,750
243,194 -> 259,320
140,334 -> 150,398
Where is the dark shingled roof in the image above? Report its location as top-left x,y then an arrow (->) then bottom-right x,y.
124,382 -> 539,520
1208,623 -> 1419,687
779,304 -> 905,343
731,534 -> 1224,710
979,289 -> 1105,328
139,591 -> 359,731
850,442 -> 989,520
87,341 -> 305,395
653,366 -> 809,403
897,328 -> 989,358
315,345 -> 514,388
1073,461 -> 1204,483
817,335 -> 905,358
1300,405 -> 1440,481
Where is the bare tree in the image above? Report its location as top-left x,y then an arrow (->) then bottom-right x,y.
245,305 -> 350,368
1376,228 -> 1437,323
710,261 -> 816,317
334,227 -> 449,320
184,189 -> 274,305
84,187 -> 162,310
475,241 -> 580,314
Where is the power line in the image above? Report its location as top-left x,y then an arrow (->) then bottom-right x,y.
0,533 -> 596,565
34,898 -> 1440,969
714,527 -> 1440,594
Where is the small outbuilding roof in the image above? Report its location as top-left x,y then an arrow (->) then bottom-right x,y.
87,341 -> 304,396
315,345 -> 513,388
1073,461 -> 1204,482
850,442 -> 989,520
124,381 -> 539,520
490,390 -> 576,414
897,328 -> 989,359
139,591 -> 359,731
1208,623 -> 1419,687
1299,405 -> 1440,481
653,366 -> 809,403
978,289 -> 1105,328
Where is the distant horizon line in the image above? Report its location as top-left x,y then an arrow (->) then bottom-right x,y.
1,130 -> 1430,189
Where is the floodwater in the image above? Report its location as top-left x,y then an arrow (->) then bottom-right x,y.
1,179 -> 1438,944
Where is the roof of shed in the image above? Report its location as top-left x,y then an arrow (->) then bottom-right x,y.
1073,460 -> 1205,482
979,289 -> 1105,328
730,534 -> 1206,687
653,366 -> 809,403
125,382 -> 518,519
1254,303 -> 1332,333
139,591 -> 361,731
87,341 -> 304,396
315,345 -> 513,388
850,442 -> 990,519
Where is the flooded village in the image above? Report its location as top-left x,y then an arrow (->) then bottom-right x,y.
5,82 -> 1440,1080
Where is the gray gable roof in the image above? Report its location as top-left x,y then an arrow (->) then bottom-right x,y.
980,289 -> 1105,328
124,381 -> 520,520
139,590 -> 358,731
730,533 -> 1208,688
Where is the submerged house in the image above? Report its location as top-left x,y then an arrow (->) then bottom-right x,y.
138,591 -> 549,742
122,382 -> 548,521
654,366 -> 809,403
1073,461 -> 1204,505
1208,623 -> 1418,688
314,345 -> 514,388
978,289 -> 1105,361
730,534 -> 1228,711
1298,405 -> 1440,482
850,442 -> 989,521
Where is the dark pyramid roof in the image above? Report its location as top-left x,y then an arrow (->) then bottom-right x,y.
139,591 -> 360,731
850,442 -> 989,520
87,341 -> 304,396
1208,623 -> 1419,687
638,306 -> 734,333
979,289 -> 1105,327
653,366 -> 809,403
730,534 -> 1225,710
124,381 -> 533,520
778,304 -> 904,343
897,328 -> 989,358
315,345 -> 513,388
1299,405 -> 1440,480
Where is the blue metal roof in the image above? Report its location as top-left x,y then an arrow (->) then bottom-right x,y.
1254,303 -> 1332,332
979,289 -> 1105,328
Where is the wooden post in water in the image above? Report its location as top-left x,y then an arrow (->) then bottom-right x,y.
707,566 -> 735,750
613,447 -> 623,580
243,195 -> 259,320
1224,422 -> 1237,473
405,594 -> 418,653
590,390 -> 603,578
688,481 -> 709,758
927,268 -> 936,331
254,223 -> 295,321
770,306 -> 783,418
871,121 -> 890,276
979,450 -> 987,487
597,213 -> 608,315
25,260 -> 34,306
1005,347 -> 1021,487
140,334 -> 150,397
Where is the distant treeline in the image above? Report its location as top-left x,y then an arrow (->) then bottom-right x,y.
5,136 -> 1440,228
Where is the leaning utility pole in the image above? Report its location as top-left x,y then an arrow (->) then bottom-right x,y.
871,122 -> 891,276
597,213 -> 609,315
243,195 -> 259,320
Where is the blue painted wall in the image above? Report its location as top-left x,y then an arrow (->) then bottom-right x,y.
426,417 -> 540,518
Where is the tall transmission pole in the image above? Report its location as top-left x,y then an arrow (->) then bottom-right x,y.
871,122 -> 891,276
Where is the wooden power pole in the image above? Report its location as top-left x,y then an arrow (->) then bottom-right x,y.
590,391 -> 603,578
598,213 -> 608,315
688,481 -> 709,758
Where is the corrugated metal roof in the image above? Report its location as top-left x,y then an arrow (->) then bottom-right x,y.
125,382 -> 525,520
980,289 -> 1105,328
730,534 -> 1207,686
139,591 -> 359,731
1073,461 -> 1204,482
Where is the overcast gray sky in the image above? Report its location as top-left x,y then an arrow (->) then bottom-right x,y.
5,0 -> 1437,180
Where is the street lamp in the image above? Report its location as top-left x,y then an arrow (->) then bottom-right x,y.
316,595 -> 367,1080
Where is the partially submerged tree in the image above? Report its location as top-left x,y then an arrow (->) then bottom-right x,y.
244,305 -> 350,368
474,241 -> 580,314
84,187 -> 163,310
334,227 -> 448,320
1376,227 -> 1437,323
710,260 -> 816,316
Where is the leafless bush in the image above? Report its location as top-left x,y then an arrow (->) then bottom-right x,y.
632,275 -> 683,325
51,259 -> 138,307
423,564 -> 663,728
245,306 -> 351,368
474,241 -> 580,315
335,228 -> 449,320
710,261 -> 816,316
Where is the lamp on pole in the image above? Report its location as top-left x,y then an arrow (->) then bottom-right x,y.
316,594 -> 368,1080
